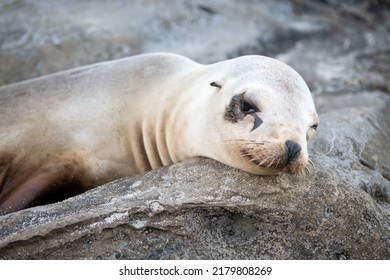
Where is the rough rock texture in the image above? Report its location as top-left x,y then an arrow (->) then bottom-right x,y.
0,0 -> 389,259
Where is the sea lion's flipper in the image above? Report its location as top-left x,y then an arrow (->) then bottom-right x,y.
0,158 -> 88,215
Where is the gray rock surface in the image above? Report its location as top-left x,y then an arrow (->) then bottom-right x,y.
0,0 -> 389,259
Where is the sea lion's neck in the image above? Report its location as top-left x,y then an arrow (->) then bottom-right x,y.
126,67 -> 213,172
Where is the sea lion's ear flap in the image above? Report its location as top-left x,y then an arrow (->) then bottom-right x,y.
210,81 -> 223,89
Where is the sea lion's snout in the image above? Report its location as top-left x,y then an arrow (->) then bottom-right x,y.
285,140 -> 301,165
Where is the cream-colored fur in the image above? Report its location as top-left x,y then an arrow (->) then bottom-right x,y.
0,53 -> 318,214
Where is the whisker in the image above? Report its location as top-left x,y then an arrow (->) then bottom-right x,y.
225,139 -> 249,142
240,152 -> 252,157
266,157 -> 276,168
250,157 -> 261,163
257,155 -> 273,168
307,157 -> 317,173
275,158 -> 281,168
224,139 -> 271,145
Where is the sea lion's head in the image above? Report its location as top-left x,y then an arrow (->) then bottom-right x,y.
209,55 -> 318,175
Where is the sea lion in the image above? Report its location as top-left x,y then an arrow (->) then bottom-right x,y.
0,53 -> 318,214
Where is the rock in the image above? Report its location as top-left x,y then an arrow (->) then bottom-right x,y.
0,0 -> 303,86
0,0 -> 389,259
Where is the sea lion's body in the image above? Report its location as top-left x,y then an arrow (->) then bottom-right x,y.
0,53 -> 318,214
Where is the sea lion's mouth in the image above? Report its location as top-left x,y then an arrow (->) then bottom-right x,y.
240,140 -> 306,174
241,149 -> 285,172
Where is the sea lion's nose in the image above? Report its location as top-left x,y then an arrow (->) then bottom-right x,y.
285,140 -> 301,165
